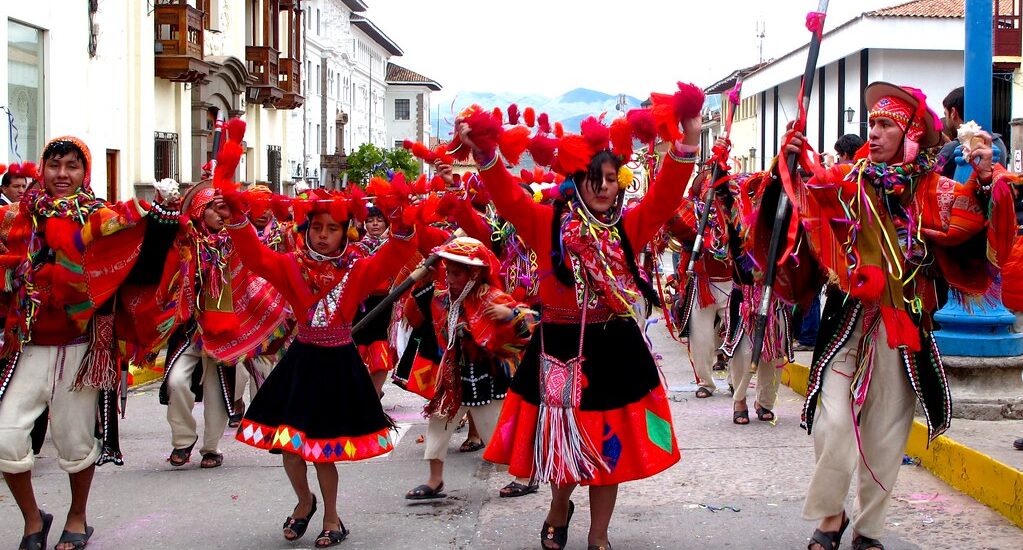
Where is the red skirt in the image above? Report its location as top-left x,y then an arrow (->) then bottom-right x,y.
483,318 -> 680,486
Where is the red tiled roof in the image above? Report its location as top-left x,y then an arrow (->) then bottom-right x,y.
386,62 -> 441,91
869,0 -> 1015,18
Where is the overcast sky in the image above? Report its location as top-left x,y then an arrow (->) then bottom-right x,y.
368,0 -> 902,104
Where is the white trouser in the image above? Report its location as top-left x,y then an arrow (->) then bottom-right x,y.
165,344 -> 229,454
728,336 -> 782,408
802,320 -> 916,538
0,343 -> 99,473
423,400 -> 503,461
689,280 -> 732,392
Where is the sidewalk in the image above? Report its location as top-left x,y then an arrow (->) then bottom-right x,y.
784,350 -> 1023,530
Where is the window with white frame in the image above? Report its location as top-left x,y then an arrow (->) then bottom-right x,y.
7,20 -> 44,162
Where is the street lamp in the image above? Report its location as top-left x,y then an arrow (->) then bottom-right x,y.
845,106 -> 855,123
749,146 -> 756,162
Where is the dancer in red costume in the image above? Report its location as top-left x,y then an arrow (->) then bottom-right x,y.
220,160 -> 420,547
352,205 -> 398,397
0,137 -> 180,550
454,88 -> 703,549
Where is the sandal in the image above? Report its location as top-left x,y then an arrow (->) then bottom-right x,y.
755,404 -> 776,422
695,387 -> 713,398
540,500 -> 574,550
499,481 -> 539,498
459,438 -> 485,453
733,408 -> 750,425
167,437 -> 197,467
18,510 -> 52,550
283,494 -> 318,541
314,523 -> 350,548
228,413 -> 243,428
587,545 -> 613,550
405,482 -> 445,500
851,535 -> 885,550
199,452 -> 224,469
807,512 -> 849,550
54,525 -> 93,550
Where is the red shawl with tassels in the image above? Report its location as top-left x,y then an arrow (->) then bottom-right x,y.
0,194 -> 149,355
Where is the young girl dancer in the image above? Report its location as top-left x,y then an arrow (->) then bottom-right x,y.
221,181 -> 417,547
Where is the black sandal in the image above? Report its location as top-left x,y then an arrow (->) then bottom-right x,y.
695,387 -> 713,398
405,482 -> 445,500
733,408 -> 750,425
807,513 -> 849,550
283,494 -> 318,541
54,525 -> 93,550
459,438 -> 485,453
314,523 -> 350,548
167,437 -> 197,467
200,452 -> 224,469
18,510 -> 52,550
500,481 -> 539,498
851,535 -> 885,550
755,404 -> 776,422
540,500 -> 574,550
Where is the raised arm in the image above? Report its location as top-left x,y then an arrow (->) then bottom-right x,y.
477,161 -> 552,251
623,147 -> 698,249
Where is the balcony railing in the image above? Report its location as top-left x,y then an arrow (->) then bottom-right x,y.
246,46 -> 284,105
154,0 -> 209,83
995,0 -> 1022,58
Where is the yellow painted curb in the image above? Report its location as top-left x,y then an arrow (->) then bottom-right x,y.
128,356 -> 165,388
782,362 -> 1023,529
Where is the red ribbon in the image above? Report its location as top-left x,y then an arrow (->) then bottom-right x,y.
805,11 -> 826,37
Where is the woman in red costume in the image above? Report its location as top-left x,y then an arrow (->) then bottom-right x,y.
351,205 -> 398,397
221,183 -> 417,548
457,100 -> 701,549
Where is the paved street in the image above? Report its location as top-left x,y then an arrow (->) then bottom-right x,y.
2,316 -> 1021,549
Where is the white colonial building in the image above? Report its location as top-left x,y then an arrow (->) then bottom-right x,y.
385,62 -> 440,168
2,0 -> 306,199
706,0 -> 1023,171
285,0 -> 438,190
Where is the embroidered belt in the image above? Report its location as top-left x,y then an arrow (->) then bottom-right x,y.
296,324 -> 353,346
541,305 -> 617,325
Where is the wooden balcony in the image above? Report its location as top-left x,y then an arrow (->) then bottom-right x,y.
154,0 -> 210,83
274,57 -> 303,109
995,10 -> 1022,58
245,46 -> 283,105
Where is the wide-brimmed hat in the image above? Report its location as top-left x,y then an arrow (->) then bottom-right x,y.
864,82 -> 943,159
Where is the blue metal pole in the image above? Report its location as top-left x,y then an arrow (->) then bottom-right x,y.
934,0 -> 1023,357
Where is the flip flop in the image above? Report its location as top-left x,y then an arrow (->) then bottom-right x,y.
499,481 -> 539,498
695,387 -> 713,398
314,523 -> 350,548
405,482 -> 446,500
54,525 -> 93,550
18,510 -> 52,550
283,494 -> 318,541
459,439 -> 485,453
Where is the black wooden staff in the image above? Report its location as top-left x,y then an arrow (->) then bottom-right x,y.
750,0 -> 829,373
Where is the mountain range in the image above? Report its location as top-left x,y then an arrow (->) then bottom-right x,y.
432,88 -> 645,140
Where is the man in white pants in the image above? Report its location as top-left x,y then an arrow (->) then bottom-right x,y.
0,137 -> 177,549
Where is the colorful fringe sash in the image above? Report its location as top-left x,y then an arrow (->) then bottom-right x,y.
534,291 -> 608,485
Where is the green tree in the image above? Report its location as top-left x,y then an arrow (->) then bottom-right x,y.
344,143 -> 420,187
